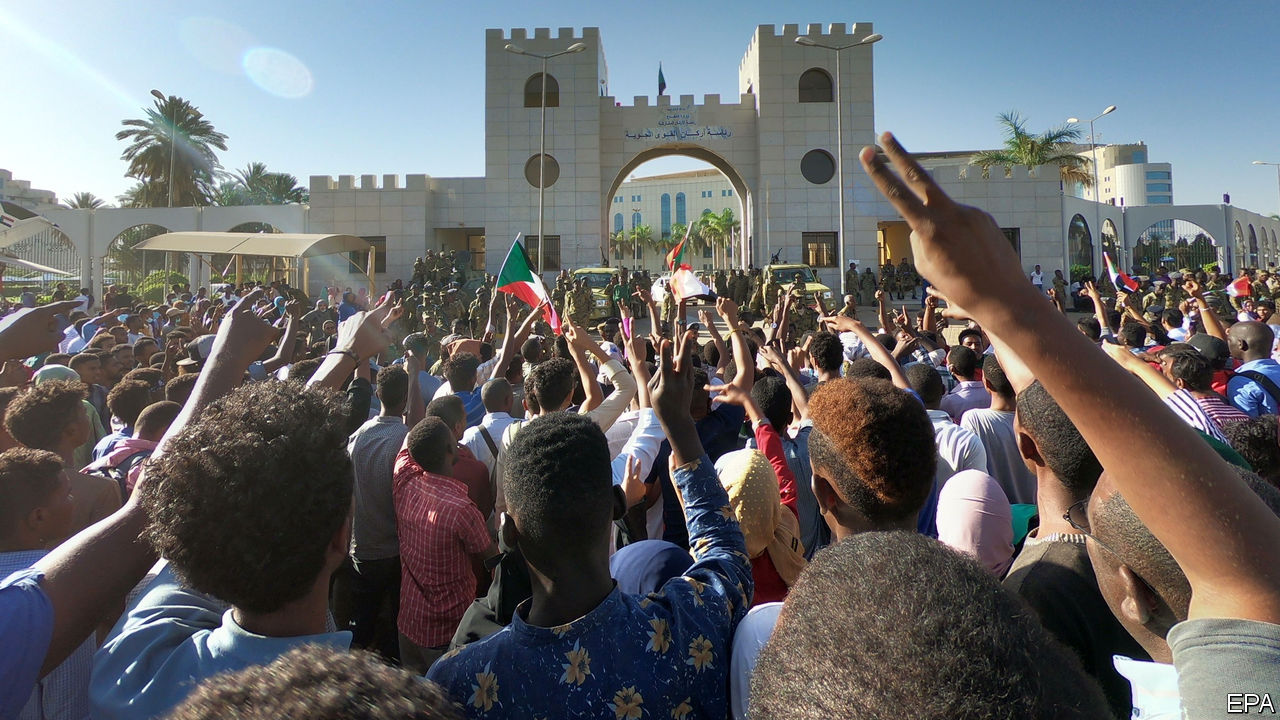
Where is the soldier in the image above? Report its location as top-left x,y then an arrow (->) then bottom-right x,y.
748,269 -> 765,316
898,257 -> 918,300
844,261 -> 858,296
553,271 -> 570,317
440,288 -> 466,328
789,281 -> 818,335
763,273 -> 782,313
859,267 -> 877,307
880,260 -> 897,300
1141,281 -> 1167,313
713,270 -> 729,299
412,257 -> 427,287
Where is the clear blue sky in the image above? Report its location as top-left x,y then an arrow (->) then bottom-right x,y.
3,0 -> 1278,214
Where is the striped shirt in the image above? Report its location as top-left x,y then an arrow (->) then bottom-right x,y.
1164,389 -> 1228,444
1193,394 -> 1250,429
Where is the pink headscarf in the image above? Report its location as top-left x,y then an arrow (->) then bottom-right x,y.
936,470 -> 1015,577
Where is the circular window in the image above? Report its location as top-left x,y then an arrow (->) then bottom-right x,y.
800,149 -> 836,184
524,154 -> 560,188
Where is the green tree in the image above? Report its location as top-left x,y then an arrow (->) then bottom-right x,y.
629,224 -> 654,250
64,192 -> 106,209
970,111 -> 1093,188
214,163 -> 308,206
116,94 -> 228,207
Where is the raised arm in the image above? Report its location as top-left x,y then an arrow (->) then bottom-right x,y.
1184,279 -> 1227,342
699,308 -> 732,381
760,344 -> 810,420
1080,280 -> 1113,340
259,300 -> 304,373
307,298 -> 395,391
402,347 -> 426,428
875,289 -> 892,333
861,131 -> 1280,623
563,319 -> 603,411
30,290 -> 278,675
821,313 -> 910,391
490,297 -> 543,381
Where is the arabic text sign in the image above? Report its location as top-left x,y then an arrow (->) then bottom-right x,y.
624,104 -> 734,141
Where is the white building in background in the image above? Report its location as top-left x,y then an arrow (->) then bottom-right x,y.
1073,142 -> 1175,207
5,23 -> 1280,297
0,169 -> 59,212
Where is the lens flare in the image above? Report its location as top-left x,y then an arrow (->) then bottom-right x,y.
242,47 -> 314,99
179,16 -> 256,75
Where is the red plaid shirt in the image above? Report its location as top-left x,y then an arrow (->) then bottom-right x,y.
393,448 -> 490,647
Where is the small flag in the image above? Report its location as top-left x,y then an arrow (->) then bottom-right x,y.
669,267 -> 711,303
665,223 -> 691,271
658,62 -> 666,96
1226,275 -> 1253,298
1104,253 -> 1139,292
496,233 -> 561,333
0,211 -> 16,229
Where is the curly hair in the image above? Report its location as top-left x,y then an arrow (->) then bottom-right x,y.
5,381 -> 86,451
1221,416 -> 1280,486
527,357 -> 575,412
106,379 -> 153,426
375,365 -> 409,412
904,364 -> 944,406
1014,381 -> 1102,495
167,645 -> 459,720
808,378 -> 936,522
1157,345 -> 1212,392
946,345 -> 979,379
505,412 -> 613,552
750,533 -> 1110,719
140,381 -> 352,613
444,352 -> 480,392
0,448 -> 65,541
807,332 -> 843,373
844,357 -> 890,381
164,373 -> 199,406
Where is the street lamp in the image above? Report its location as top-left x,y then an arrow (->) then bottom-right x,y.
794,31 -> 883,295
632,207 -> 641,270
1253,161 -> 1280,214
1067,105 -> 1116,269
505,41 -> 587,276
150,89 -> 177,208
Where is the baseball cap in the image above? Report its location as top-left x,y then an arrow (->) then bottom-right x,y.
177,334 -> 217,368
1186,333 -> 1229,365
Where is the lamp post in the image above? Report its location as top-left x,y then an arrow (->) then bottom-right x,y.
504,41 -> 587,277
1253,161 -> 1280,214
795,31 -> 883,295
150,89 -> 177,208
632,207 -> 641,271
1067,105 -> 1116,271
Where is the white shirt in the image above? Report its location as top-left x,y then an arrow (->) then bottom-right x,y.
1112,656 -> 1181,719
926,409 -> 988,490
729,602 -> 784,720
1030,270 -> 1044,286
461,411 -> 519,471
960,408 -> 1036,505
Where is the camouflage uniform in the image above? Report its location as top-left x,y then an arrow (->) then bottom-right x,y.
859,269 -> 878,306
844,265 -> 858,296
880,262 -> 897,298
749,271 -> 765,315
897,260 -> 918,300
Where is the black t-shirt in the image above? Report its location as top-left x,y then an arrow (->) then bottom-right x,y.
1003,533 -> 1151,719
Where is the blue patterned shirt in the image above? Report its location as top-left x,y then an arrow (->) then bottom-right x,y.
426,453 -> 753,719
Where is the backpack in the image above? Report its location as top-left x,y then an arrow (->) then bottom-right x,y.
87,449 -> 151,500
1230,369 -> 1280,411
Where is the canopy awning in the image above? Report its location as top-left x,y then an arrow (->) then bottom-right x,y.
0,251 -> 72,276
132,232 -> 371,258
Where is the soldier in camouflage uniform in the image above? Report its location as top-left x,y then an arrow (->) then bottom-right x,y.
748,269 -> 766,317
788,278 -> 818,334
713,270 -> 729,299
844,262 -> 858,296
440,289 -> 466,328
880,261 -> 898,300
859,267 -> 877,306
412,257 -> 427,287
897,258 -> 918,300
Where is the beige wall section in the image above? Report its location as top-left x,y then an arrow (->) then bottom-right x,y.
877,222 -> 911,264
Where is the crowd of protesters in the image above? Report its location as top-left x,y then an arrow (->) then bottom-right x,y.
1,131 -> 1278,720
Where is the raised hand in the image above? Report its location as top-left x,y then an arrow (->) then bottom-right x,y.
1184,278 -> 1203,299
859,132 -> 1032,316
0,300 -> 83,362
714,296 -> 741,326
210,289 -> 280,365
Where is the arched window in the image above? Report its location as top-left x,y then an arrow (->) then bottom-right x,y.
614,213 -> 623,233
524,73 -> 559,108
661,194 -> 672,239
1067,214 -> 1093,273
632,211 -> 642,227
798,68 -> 833,103
675,192 -> 686,225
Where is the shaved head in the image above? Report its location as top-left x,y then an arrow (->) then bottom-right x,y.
1228,321 -> 1275,362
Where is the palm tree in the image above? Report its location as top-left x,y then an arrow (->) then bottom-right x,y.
970,111 -> 1093,188
630,224 -> 654,251
259,171 -> 308,204
65,192 -> 106,209
117,94 -> 228,207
